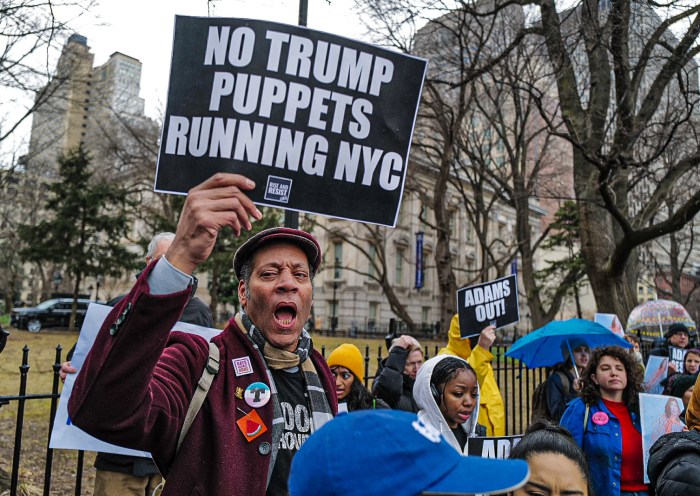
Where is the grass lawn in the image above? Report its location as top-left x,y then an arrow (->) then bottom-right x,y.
0,322 -> 444,417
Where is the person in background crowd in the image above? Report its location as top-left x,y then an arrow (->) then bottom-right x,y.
59,231 -> 215,496
508,419 -> 591,496
326,343 -> 388,412
68,173 -> 338,496
546,339 -> 590,422
661,348 -> 700,395
669,373 -> 696,423
413,355 -> 482,453
0,324 -> 8,354
289,409 -> 531,496
372,334 -> 424,412
439,315 -> 505,436
649,323 -> 691,374
684,369 -> 700,431
625,333 -> 645,374
684,349 -> 700,375
560,346 -> 648,496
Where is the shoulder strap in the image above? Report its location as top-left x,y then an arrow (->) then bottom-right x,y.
583,403 -> 590,432
177,341 -> 220,451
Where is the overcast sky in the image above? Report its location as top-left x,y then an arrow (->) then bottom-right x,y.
71,0 -> 369,119
1,0 -> 370,157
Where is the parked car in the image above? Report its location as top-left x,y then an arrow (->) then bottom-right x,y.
10,298 -> 92,332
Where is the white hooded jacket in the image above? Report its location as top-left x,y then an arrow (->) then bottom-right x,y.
413,355 -> 481,454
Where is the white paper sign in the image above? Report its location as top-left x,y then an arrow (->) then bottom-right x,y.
49,303 -> 221,455
639,393 -> 685,483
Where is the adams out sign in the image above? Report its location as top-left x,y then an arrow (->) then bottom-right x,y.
155,16 -> 428,227
456,274 -> 520,337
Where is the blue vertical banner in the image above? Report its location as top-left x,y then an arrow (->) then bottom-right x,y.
511,256 -> 518,275
415,231 -> 424,289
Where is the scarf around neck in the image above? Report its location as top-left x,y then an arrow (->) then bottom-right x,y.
235,311 -> 334,486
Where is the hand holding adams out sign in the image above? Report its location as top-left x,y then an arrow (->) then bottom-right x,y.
457,274 -> 520,338
155,16 -> 428,227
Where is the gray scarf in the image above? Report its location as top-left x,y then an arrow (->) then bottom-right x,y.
235,312 -> 333,487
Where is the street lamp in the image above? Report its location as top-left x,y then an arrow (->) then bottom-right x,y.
331,257 -> 340,335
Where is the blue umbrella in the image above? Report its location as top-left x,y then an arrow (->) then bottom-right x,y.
505,318 -> 632,371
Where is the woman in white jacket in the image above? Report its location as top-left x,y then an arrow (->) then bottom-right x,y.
414,355 -> 482,453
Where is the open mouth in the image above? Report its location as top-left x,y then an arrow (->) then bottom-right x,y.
274,302 -> 298,329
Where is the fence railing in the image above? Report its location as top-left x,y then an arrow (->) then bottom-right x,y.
1,342 -> 543,495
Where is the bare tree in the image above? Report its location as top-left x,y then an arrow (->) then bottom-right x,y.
0,0 -> 95,159
534,0 -> 700,320
447,21 -> 587,328
358,0 -> 536,332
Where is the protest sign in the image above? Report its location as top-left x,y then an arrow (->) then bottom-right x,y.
669,346 -> 687,374
639,393 -> 685,483
155,16 -> 428,227
50,303 -> 221,455
594,313 -> 624,337
457,274 -> 519,337
643,355 -> 669,395
467,435 -> 522,459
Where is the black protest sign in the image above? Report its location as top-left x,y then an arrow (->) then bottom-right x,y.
467,435 -> 523,459
155,16 -> 428,227
456,274 -> 519,337
669,346 -> 687,374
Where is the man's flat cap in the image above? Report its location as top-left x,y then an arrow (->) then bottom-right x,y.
233,227 -> 322,279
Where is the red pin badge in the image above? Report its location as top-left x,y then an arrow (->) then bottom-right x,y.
236,408 -> 268,442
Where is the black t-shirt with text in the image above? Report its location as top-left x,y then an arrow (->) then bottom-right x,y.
267,367 -> 312,496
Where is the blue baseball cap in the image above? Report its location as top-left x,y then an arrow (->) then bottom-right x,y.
289,410 -> 530,496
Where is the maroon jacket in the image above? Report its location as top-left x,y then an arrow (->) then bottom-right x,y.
68,270 -> 337,495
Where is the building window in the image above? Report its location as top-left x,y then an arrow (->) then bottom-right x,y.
368,302 -> 379,331
395,248 -> 405,285
465,222 -> 475,243
333,242 -> 343,278
422,307 -> 430,325
368,244 -> 376,278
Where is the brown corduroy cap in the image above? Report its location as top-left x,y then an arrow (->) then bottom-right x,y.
233,227 -> 322,279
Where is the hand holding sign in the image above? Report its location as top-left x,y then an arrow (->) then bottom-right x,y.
167,173 -> 262,275
477,325 -> 497,350
390,335 -> 420,351
456,275 -> 520,337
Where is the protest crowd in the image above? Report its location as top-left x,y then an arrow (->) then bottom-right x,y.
29,12 -> 696,496
51,170 -> 699,496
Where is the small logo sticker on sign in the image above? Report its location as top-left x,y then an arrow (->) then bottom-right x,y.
264,176 -> 292,204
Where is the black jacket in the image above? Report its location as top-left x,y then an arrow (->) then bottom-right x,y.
545,369 -> 577,422
647,429 -> 700,496
371,346 -> 418,412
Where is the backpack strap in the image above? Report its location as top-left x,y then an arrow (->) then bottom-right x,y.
152,341 -> 220,496
556,370 -> 570,397
177,341 -> 220,451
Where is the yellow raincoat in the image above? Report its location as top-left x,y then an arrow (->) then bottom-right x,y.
439,314 -> 506,436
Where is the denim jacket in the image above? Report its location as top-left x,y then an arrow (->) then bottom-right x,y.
560,397 -> 641,496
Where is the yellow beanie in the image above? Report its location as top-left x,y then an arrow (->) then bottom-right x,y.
327,343 -> 365,383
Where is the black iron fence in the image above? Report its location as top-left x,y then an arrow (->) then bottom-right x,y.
1,343 -> 543,495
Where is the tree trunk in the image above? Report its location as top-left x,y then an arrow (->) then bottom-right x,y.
433,156 -> 457,337
575,152 -> 639,321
